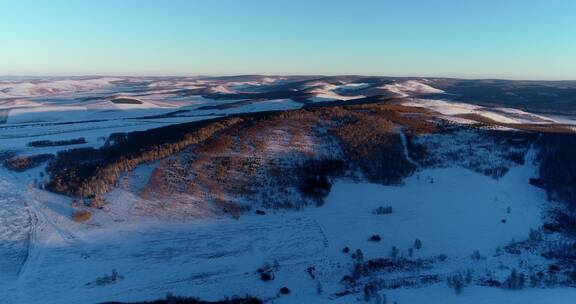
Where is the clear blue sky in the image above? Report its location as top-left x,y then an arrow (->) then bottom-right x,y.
1,0 -> 575,79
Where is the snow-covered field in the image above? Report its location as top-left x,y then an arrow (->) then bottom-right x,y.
2,140 -> 571,303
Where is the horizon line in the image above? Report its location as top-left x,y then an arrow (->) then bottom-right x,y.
1,73 -> 575,82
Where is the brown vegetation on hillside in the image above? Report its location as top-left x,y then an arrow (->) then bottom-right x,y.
133,105 -> 428,216
47,116 -> 245,197
45,102 -> 450,217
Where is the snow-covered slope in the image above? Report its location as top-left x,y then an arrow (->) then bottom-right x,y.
304,81 -> 365,102
403,99 -> 571,125
380,80 -> 445,97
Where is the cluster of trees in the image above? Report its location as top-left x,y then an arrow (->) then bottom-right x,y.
27,137 -> 86,147
331,111 -> 416,185
373,206 -> 393,215
46,116 -> 247,197
501,269 -> 525,290
110,97 -> 142,104
93,269 -> 122,286
297,159 -> 346,203
537,133 -> 576,235
46,108 -> 296,202
407,127 -> 536,178
542,240 -> 576,260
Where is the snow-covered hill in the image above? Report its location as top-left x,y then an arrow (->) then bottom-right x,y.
0,77 -> 122,98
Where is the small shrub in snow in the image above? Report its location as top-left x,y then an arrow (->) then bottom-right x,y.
373,206 -> 393,215
316,282 -> 323,295
529,271 -> 544,287
414,239 -> 422,250
354,249 -> 364,262
306,266 -> 316,279
465,269 -> 473,284
447,273 -> 465,294
369,235 -> 382,242
502,269 -> 525,290
341,275 -> 355,285
91,269 -> 123,286
470,250 -> 481,261
495,246 -> 503,255
363,282 -> 378,302
279,287 -> 291,295
482,278 -> 502,287
505,239 -> 521,255
549,264 -> 560,273
255,209 -> 266,215
390,246 -> 399,259
260,272 -> 273,282
354,260 -> 365,278
257,263 -> 275,282
343,246 -> 350,253
529,229 -> 543,242
545,273 -> 559,287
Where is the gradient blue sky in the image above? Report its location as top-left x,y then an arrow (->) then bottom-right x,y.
1,0 -> 575,79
